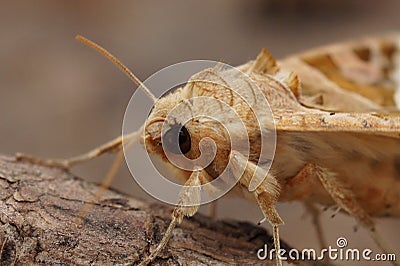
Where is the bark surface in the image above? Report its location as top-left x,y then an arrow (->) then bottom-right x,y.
0,155 -> 304,265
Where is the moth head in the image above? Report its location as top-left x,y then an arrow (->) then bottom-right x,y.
143,87 -> 191,157
142,83 -> 232,180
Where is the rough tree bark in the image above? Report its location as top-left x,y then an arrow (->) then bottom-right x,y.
0,155 -> 306,265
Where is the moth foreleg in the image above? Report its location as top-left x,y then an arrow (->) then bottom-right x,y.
230,151 -> 283,266
139,167 -> 210,266
16,129 -> 141,169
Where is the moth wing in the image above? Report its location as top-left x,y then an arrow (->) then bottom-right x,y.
279,34 -> 400,112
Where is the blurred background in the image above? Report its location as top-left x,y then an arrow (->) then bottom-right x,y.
1,1 -> 399,264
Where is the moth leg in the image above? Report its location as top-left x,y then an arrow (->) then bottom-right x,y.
139,168 -> 211,266
230,151 -> 283,266
285,164 -> 328,249
15,129 -> 141,169
310,164 -> 396,259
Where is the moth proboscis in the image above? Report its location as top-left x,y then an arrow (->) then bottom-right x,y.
16,34 -> 400,266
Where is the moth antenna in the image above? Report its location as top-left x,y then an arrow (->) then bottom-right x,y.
75,35 -> 157,102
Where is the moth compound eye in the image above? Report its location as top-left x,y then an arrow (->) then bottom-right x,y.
163,124 -> 191,154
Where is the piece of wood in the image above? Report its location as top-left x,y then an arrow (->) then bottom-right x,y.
0,155 -> 303,265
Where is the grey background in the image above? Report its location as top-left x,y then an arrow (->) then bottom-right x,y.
1,1 -> 399,264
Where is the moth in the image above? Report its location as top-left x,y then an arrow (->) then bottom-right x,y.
17,34 -> 400,266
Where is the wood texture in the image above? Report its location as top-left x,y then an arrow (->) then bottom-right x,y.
0,155 -> 304,265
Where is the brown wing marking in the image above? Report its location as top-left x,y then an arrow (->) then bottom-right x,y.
279,34 -> 400,111
302,52 -> 395,107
